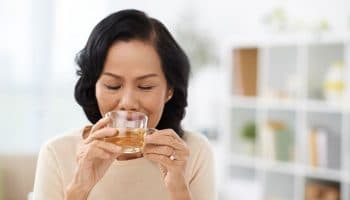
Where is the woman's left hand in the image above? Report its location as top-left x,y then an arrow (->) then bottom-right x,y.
143,129 -> 191,197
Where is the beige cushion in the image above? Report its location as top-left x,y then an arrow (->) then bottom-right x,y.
0,154 -> 37,200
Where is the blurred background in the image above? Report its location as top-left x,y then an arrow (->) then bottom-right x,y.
1,0 -> 350,199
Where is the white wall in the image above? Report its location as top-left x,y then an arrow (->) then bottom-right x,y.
0,0 -> 349,152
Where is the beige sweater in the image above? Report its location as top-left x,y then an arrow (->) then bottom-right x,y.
32,127 -> 216,200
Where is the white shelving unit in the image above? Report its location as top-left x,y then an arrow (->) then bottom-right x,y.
218,34 -> 350,200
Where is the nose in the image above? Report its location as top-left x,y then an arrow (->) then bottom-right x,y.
117,88 -> 139,112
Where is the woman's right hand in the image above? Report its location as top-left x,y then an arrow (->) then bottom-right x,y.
65,117 -> 122,199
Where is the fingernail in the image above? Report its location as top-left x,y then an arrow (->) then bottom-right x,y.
146,128 -> 157,135
105,114 -> 112,119
109,128 -> 118,135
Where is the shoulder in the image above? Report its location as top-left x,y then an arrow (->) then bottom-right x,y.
182,130 -> 212,148
34,127 -> 87,193
43,128 -> 84,149
38,127 -> 87,160
182,130 -> 215,181
182,130 -> 214,157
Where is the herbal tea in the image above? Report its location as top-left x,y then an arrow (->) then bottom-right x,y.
103,128 -> 146,153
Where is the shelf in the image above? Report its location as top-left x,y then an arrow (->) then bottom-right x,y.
262,99 -> 298,111
224,33 -> 350,48
228,96 -> 349,113
229,96 -> 257,109
229,155 -> 349,182
229,96 -> 297,110
303,165 -> 347,183
262,159 -> 298,175
304,99 -> 349,113
229,155 -> 297,175
224,38 -> 350,200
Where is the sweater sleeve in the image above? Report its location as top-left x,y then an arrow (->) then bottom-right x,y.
32,142 -> 64,200
189,138 -> 217,200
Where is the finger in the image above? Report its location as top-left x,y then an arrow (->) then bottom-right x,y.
144,153 -> 184,167
143,144 -> 174,156
143,150 -> 187,161
87,147 -> 114,160
85,128 -> 118,144
77,140 -> 121,163
89,140 -> 122,155
145,134 -> 184,150
143,145 -> 188,161
90,116 -> 111,133
144,128 -> 157,136
149,129 -> 185,145
77,145 -> 114,162
154,129 -> 182,140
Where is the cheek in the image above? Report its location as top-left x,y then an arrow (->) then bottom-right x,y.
95,85 -> 115,116
144,92 -> 167,128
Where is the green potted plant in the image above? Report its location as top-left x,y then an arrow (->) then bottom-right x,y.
240,121 -> 256,155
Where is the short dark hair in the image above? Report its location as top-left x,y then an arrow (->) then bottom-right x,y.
74,9 -> 190,137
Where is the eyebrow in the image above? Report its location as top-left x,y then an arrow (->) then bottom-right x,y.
102,72 -> 159,80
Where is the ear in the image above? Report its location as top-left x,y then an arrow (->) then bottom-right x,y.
165,88 -> 174,102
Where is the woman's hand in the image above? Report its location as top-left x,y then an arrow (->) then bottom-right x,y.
143,129 -> 191,200
65,117 -> 123,199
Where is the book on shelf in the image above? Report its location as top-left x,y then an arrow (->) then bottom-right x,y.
305,180 -> 340,200
261,120 -> 294,161
232,48 -> 257,96
309,128 -> 328,168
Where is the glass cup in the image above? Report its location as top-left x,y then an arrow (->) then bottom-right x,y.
104,110 -> 154,154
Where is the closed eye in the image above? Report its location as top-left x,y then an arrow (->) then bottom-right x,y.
104,84 -> 121,90
138,86 -> 155,90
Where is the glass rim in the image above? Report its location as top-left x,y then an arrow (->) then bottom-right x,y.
105,110 -> 148,120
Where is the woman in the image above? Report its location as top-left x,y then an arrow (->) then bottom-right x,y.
33,9 -> 216,200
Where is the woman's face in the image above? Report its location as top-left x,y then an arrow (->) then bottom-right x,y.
95,40 -> 172,128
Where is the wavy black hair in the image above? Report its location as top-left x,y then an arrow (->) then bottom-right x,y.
74,9 -> 190,137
